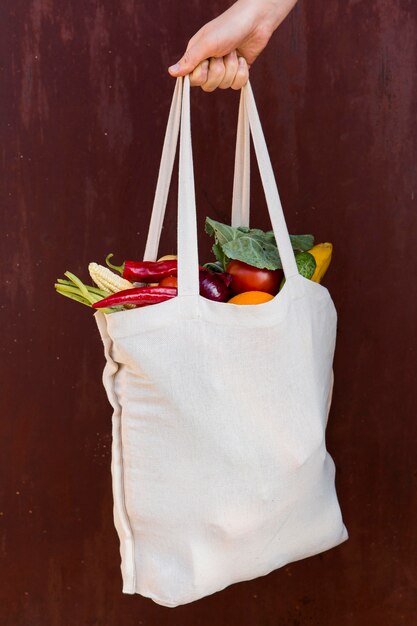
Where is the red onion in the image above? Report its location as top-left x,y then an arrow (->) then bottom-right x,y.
199,269 -> 232,302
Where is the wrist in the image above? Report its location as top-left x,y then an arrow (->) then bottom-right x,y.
237,0 -> 297,34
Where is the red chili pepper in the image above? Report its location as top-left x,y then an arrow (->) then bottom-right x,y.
92,286 -> 177,309
106,253 -> 177,282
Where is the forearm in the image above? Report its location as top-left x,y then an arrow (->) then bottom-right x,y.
241,0 -> 298,36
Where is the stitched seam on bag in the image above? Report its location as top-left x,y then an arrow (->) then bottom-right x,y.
105,337 -> 137,592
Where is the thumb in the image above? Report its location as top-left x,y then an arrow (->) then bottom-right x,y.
168,40 -> 210,77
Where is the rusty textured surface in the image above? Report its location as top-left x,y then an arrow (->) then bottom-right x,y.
1,0 -> 417,624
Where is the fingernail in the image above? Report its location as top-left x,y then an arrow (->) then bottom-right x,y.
169,63 -> 180,73
239,57 -> 246,68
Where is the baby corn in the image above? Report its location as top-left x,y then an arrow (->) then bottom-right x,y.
88,263 -> 134,293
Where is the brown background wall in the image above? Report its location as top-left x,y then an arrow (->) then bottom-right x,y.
1,1 -> 416,624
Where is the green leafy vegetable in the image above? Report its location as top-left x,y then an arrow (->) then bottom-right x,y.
287,234 -> 315,253
279,251 -> 317,291
205,217 -> 314,270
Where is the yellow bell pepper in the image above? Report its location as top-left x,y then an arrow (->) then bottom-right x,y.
308,243 -> 333,283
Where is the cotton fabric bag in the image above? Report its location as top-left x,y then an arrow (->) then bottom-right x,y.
94,75 -> 348,607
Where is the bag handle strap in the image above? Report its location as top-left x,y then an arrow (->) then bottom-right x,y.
142,77 -> 200,296
177,76 -> 200,295
178,77 -> 298,295
145,76 -> 298,295
142,78 -> 182,262
231,90 -> 250,227
243,81 -> 298,279
143,80 -> 248,261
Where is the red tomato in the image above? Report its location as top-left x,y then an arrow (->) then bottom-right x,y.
159,275 -> 178,288
226,260 -> 283,295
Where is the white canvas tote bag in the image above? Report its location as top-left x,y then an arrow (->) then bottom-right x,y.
94,75 -> 348,607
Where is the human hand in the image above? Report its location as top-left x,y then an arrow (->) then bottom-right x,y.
168,0 -> 298,91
